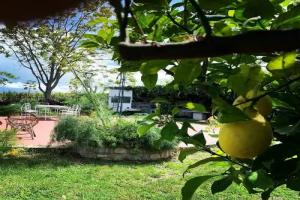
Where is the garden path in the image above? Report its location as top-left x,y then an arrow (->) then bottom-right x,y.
0,116 -> 217,148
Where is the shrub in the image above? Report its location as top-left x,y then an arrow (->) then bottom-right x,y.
0,92 -> 108,115
0,104 -> 21,116
0,129 -> 17,156
53,116 -> 178,151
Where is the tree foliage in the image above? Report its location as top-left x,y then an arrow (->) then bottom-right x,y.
85,0 -> 300,199
0,1 -> 110,102
0,71 -> 15,86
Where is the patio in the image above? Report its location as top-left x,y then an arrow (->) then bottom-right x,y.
0,116 -> 67,148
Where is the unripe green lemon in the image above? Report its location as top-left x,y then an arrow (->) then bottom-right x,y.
218,112 -> 273,159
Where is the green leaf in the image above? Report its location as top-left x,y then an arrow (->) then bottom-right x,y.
160,122 -> 179,140
253,143 -> 300,169
80,40 -> 100,48
184,157 -> 225,176
287,177 -> 300,191
133,0 -> 168,11
246,170 -> 273,190
244,0 -> 275,19
228,64 -> 266,96
119,61 -> 143,72
213,21 -> 233,36
214,99 -> 250,123
272,5 -> 300,29
140,60 -> 170,75
150,97 -> 169,103
182,131 -> 206,147
137,123 -> 155,136
174,59 -> 202,85
178,148 -> 199,162
141,74 -> 158,89
88,16 -> 110,26
267,52 -> 296,70
197,0 -> 231,10
270,158 -> 298,179
172,107 -> 180,116
181,175 -> 215,200
267,52 -> 300,77
184,102 -> 206,112
179,121 -> 195,136
211,176 -> 233,194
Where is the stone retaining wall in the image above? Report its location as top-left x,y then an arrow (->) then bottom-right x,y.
75,146 -> 177,161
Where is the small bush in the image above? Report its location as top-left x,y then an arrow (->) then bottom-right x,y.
0,129 -> 17,156
0,104 -> 21,116
53,116 -> 178,151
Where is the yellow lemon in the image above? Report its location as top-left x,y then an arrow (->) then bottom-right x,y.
254,95 -> 272,117
218,112 -> 273,159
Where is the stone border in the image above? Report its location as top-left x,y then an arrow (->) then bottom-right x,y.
75,146 -> 177,161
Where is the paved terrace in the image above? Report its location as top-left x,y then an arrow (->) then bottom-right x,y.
0,116 -> 217,148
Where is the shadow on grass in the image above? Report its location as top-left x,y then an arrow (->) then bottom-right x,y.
0,148 -> 172,170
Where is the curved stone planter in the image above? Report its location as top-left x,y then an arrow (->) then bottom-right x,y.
75,146 -> 177,161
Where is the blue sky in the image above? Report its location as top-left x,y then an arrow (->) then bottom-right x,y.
0,54 -> 72,93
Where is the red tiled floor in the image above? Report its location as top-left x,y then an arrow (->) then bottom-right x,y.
0,116 -> 66,148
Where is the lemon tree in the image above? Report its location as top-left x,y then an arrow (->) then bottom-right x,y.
84,0 -> 300,199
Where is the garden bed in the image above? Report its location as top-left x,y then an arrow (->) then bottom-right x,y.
75,146 -> 177,161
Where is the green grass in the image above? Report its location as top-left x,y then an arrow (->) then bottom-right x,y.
0,151 -> 299,200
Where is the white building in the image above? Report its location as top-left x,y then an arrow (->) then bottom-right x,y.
108,88 -> 133,112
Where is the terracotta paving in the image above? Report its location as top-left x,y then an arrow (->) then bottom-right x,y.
0,116 -> 65,148
0,116 -> 217,148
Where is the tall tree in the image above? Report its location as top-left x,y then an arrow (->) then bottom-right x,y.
0,1 -> 110,102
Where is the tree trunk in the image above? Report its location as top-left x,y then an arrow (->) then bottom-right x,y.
43,87 -> 53,103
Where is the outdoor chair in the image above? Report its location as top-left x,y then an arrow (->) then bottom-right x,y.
61,105 -> 81,116
21,103 -> 38,115
6,113 -> 39,139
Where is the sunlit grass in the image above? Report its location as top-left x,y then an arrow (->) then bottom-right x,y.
0,151 -> 298,200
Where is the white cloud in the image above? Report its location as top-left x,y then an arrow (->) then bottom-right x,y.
52,85 -> 70,93
133,71 -> 173,86
2,81 -> 70,93
3,82 -> 24,89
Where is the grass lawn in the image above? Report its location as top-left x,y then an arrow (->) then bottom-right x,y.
0,151 -> 298,200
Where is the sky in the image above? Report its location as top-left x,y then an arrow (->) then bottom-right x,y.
0,53 -> 171,93
0,54 -> 72,93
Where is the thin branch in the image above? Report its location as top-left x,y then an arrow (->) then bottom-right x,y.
119,29 -> 300,60
184,0 -> 188,27
111,0 -> 131,42
122,0 -> 131,42
234,76 -> 300,107
18,28 -> 49,82
166,11 -> 193,34
188,0 -> 212,37
202,146 -> 251,169
163,68 -> 175,76
129,8 -> 147,43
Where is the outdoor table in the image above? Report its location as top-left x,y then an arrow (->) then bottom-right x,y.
35,105 -> 69,119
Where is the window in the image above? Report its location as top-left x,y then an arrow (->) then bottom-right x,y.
111,96 -> 131,103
